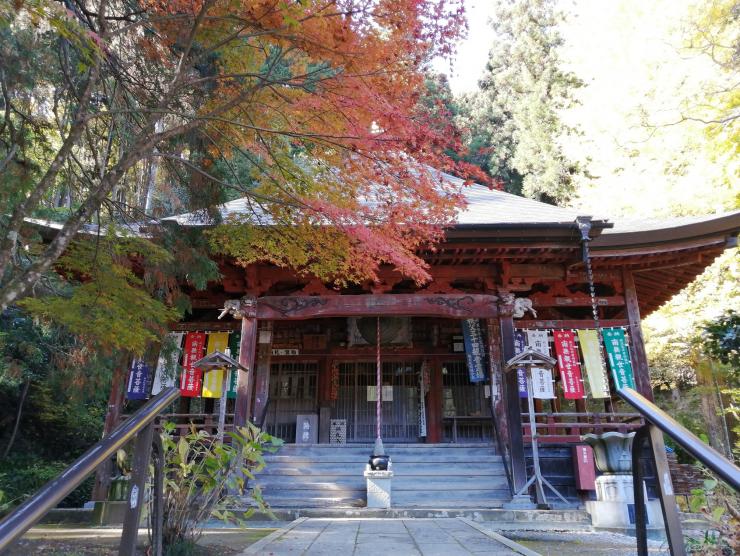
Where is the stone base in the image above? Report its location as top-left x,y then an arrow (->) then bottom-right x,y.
586,474 -> 665,529
91,501 -> 127,525
365,469 -> 393,509
595,474 -> 634,503
586,499 -> 665,529
502,494 -> 536,510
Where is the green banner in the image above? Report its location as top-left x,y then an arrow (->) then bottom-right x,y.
227,332 -> 241,399
602,328 -> 636,391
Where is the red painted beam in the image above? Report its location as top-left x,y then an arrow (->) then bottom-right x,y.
255,294 -> 499,320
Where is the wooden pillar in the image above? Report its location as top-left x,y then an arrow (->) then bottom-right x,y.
235,298 -> 258,427
427,360 -> 443,443
252,321 -> 273,425
92,358 -> 128,501
622,269 -> 654,401
486,318 -> 507,446
499,309 -> 528,492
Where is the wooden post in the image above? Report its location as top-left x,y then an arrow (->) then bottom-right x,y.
427,360 -> 443,443
252,321 -> 273,425
235,298 -> 258,427
622,269 -> 654,401
91,358 -> 127,501
486,318 -> 507,445
499,309 -> 528,492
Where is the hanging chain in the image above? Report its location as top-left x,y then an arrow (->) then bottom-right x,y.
576,218 -> 615,410
376,316 -> 381,440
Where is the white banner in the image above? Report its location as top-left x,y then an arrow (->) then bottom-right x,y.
526,329 -> 551,356
531,367 -> 556,399
525,330 -> 554,399
151,332 -> 184,395
419,366 -> 427,437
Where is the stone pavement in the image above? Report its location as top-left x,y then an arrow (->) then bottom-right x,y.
240,517 -> 538,556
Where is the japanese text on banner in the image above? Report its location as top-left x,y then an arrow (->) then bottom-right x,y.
180,332 -> 206,397
514,330 -> 528,398
126,359 -> 150,400
525,329 -> 554,399
602,328 -> 636,390
462,319 -> 487,383
553,330 -> 585,399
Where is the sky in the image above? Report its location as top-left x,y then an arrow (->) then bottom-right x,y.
432,1 -> 496,95
434,0 -> 737,218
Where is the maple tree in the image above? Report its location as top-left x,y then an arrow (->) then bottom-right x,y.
0,0 -> 481,318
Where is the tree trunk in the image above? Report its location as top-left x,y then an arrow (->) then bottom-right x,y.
697,359 -> 731,457
3,379 -> 30,459
91,360 -> 128,501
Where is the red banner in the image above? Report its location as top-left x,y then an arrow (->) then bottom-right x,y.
554,330 -> 585,399
180,332 -> 206,397
328,361 -> 339,401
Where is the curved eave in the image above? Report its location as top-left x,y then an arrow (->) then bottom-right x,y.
589,211 -> 740,315
445,219 -> 612,243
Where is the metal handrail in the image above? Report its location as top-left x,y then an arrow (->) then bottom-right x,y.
618,387 -> 740,490
617,387 -> 740,556
0,386 -> 180,554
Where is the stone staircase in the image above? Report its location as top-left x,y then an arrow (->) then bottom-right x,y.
248,443 -> 511,510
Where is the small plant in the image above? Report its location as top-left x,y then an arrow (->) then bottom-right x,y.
686,476 -> 740,555
156,421 -> 282,555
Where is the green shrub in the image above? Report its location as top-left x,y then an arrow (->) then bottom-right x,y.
0,456 -> 94,514
157,422 -> 282,554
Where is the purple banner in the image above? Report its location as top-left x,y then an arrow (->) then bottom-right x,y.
126,359 -> 150,400
514,331 -> 528,398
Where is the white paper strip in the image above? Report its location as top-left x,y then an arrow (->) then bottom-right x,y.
526,329 -> 551,356
531,367 -> 556,399
151,332 -> 184,395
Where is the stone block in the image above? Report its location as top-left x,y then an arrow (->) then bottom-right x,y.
365,469 -> 393,508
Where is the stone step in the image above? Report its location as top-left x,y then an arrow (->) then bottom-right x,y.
264,454 -> 503,464
257,475 -> 510,491
252,444 -> 511,511
258,463 -> 506,476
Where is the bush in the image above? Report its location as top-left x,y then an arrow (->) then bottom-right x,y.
157,422 -> 282,555
0,456 -> 95,514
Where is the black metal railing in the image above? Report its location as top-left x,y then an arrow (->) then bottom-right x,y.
0,386 -> 180,556
618,387 -> 740,556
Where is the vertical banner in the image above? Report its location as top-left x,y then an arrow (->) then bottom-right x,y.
577,329 -> 610,398
126,359 -> 150,400
531,367 -> 555,399
151,332 -> 184,396
553,330 -> 586,399
180,331 -> 206,397
419,362 -> 428,438
328,361 -> 340,401
514,330 -> 528,398
462,319 -> 486,383
202,332 -> 230,398
526,329 -> 550,356
602,328 -> 636,390
526,329 -> 555,399
226,331 -> 240,399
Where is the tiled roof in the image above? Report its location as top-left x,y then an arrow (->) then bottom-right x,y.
163,172 -> 598,228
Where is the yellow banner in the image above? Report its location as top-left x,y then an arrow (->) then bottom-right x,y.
577,329 -> 610,399
202,332 -> 229,398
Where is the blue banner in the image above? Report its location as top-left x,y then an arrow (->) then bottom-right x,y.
126,359 -> 150,400
462,319 -> 486,383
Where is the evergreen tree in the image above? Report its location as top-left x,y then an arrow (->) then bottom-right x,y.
459,0 -> 583,202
